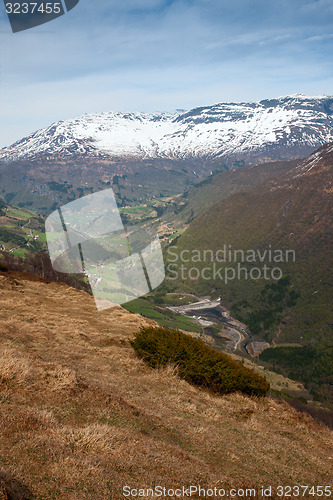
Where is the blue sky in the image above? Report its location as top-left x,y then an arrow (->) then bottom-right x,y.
0,0 -> 332,147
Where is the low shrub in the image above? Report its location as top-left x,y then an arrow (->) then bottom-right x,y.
0,263 -> 8,272
131,326 -> 270,397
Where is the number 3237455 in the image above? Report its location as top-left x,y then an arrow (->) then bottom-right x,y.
5,3 -> 62,14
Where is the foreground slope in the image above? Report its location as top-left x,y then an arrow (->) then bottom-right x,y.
0,271 -> 332,499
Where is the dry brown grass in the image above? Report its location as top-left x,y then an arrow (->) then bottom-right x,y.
0,271 -> 332,499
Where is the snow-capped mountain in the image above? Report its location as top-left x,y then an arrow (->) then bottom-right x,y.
1,95 -> 333,164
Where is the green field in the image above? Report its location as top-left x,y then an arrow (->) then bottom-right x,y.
0,203 -> 45,255
123,298 -> 202,332
163,293 -> 199,306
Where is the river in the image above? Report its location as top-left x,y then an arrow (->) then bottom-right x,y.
167,298 -> 251,352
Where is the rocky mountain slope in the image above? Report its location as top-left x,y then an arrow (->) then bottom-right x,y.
1,95 -> 333,165
0,270 -> 332,499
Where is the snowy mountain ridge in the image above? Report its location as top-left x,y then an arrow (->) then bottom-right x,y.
1,95 -> 333,164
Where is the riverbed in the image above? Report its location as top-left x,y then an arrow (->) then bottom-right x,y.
167,298 -> 251,352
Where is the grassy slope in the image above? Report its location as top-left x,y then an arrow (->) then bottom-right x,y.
0,271 -> 332,499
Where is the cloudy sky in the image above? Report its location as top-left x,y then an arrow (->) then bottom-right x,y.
0,0 -> 332,147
